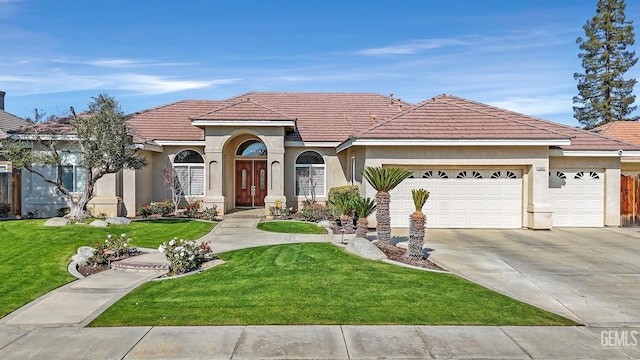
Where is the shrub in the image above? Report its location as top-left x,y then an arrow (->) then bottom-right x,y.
137,203 -> 154,218
158,237 -> 213,274
105,233 -> 133,257
199,206 -> 219,221
0,203 -> 11,218
184,200 -> 202,218
298,201 -> 332,222
328,185 -> 360,219
269,199 -> 293,219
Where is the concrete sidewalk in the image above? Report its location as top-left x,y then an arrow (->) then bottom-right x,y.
1,324 -> 639,359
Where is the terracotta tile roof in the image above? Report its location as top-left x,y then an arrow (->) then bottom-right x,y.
193,98 -> 294,121
126,100 -> 222,142
203,92 -> 412,142
591,121 -> 640,147
354,94 -> 640,151
0,109 -> 28,139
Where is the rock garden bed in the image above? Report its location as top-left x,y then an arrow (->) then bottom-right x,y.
374,243 -> 446,271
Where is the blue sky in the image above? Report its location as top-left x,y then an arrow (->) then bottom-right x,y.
1,0 -> 639,126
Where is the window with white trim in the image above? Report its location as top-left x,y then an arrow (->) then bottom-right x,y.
173,150 -> 205,196
60,153 -> 85,193
350,156 -> 356,184
0,165 -> 7,173
295,151 -> 325,197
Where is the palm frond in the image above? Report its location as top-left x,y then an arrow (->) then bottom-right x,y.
353,196 -> 377,218
360,166 -> 412,192
411,188 -> 430,212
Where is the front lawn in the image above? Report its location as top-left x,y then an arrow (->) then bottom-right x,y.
91,243 -> 576,326
257,220 -> 327,234
0,219 -> 215,318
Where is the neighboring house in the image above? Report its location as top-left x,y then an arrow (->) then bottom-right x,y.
12,92 -> 640,229
592,121 -> 640,226
0,91 -> 29,213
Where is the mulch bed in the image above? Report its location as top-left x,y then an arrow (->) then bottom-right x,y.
77,250 -> 143,277
374,243 -> 447,271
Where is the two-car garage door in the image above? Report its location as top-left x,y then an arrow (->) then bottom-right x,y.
389,169 -> 523,228
388,168 -> 605,228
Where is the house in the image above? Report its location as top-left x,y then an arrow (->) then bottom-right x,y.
13,92 -> 640,229
592,121 -> 640,226
0,91 -> 29,213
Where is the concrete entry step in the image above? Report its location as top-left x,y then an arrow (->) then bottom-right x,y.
224,208 -> 266,218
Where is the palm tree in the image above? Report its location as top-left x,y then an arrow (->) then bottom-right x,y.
360,166 -> 412,245
352,196 -> 376,238
406,188 -> 430,261
329,192 -> 355,233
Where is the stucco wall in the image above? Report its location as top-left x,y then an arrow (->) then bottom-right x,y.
283,146 -> 350,209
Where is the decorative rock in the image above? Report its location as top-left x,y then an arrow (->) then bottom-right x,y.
89,219 -> 109,228
395,241 -> 428,250
44,217 -> 70,227
105,217 -> 131,225
317,220 -> 332,228
72,246 -> 96,266
345,237 -> 387,261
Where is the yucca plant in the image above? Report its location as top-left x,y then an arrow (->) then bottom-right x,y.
360,166 -> 413,244
329,191 -> 355,233
352,196 -> 377,238
406,188 -> 430,261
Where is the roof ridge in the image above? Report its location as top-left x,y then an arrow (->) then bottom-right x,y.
440,95 -> 640,149
194,97 -> 295,119
350,95 -> 438,138
434,95 -> 574,139
126,99 -> 219,118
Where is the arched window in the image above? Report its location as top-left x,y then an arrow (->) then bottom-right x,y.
295,151 -> 325,197
173,150 -> 205,196
236,140 -> 267,156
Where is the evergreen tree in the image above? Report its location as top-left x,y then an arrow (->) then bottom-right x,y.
573,0 -> 638,129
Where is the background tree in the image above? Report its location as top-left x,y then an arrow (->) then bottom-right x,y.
406,188 -> 430,261
360,166 -> 412,245
1,94 -> 147,219
574,0 -> 638,129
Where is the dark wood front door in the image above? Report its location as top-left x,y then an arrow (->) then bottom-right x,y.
235,160 -> 267,207
621,174 -> 640,226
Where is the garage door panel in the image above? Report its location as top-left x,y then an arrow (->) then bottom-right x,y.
390,169 -> 522,228
549,169 -> 603,227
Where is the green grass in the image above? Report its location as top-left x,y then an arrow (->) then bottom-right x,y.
0,219 -> 215,318
90,243 -> 576,326
257,220 -> 327,234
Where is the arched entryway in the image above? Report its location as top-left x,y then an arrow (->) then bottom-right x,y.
235,139 -> 267,207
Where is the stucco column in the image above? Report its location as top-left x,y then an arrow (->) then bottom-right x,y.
526,161 -> 553,229
604,167 -> 621,226
86,172 -> 122,218
203,149 -> 225,214
121,168 -> 136,217
264,148 -> 286,214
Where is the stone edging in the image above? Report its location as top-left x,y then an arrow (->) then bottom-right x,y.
67,247 -> 161,279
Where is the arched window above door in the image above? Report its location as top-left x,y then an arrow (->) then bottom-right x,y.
237,140 -> 267,157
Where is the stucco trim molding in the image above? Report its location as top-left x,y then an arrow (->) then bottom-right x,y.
284,141 -> 342,148
192,120 -> 296,128
155,140 -> 206,146
550,149 -> 640,157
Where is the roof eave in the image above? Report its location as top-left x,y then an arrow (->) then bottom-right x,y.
551,149 -> 640,157
336,138 -> 571,153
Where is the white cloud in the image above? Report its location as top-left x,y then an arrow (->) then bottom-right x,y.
52,58 -> 196,68
359,38 -> 468,55
487,95 -> 574,117
1,71 -> 241,95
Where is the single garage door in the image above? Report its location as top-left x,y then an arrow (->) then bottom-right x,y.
389,169 -> 523,228
549,170 -> 604,227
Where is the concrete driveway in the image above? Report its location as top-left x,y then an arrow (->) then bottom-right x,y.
413,228 -> 640,326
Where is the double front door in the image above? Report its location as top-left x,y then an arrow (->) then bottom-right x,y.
235,160 -> 267,207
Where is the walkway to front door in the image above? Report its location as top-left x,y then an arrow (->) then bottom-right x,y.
235,160 -> 267,207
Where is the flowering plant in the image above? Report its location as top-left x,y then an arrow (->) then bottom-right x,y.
184,200 -> 202,218
158,237 -> 213,274
105,233 -> 132,257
